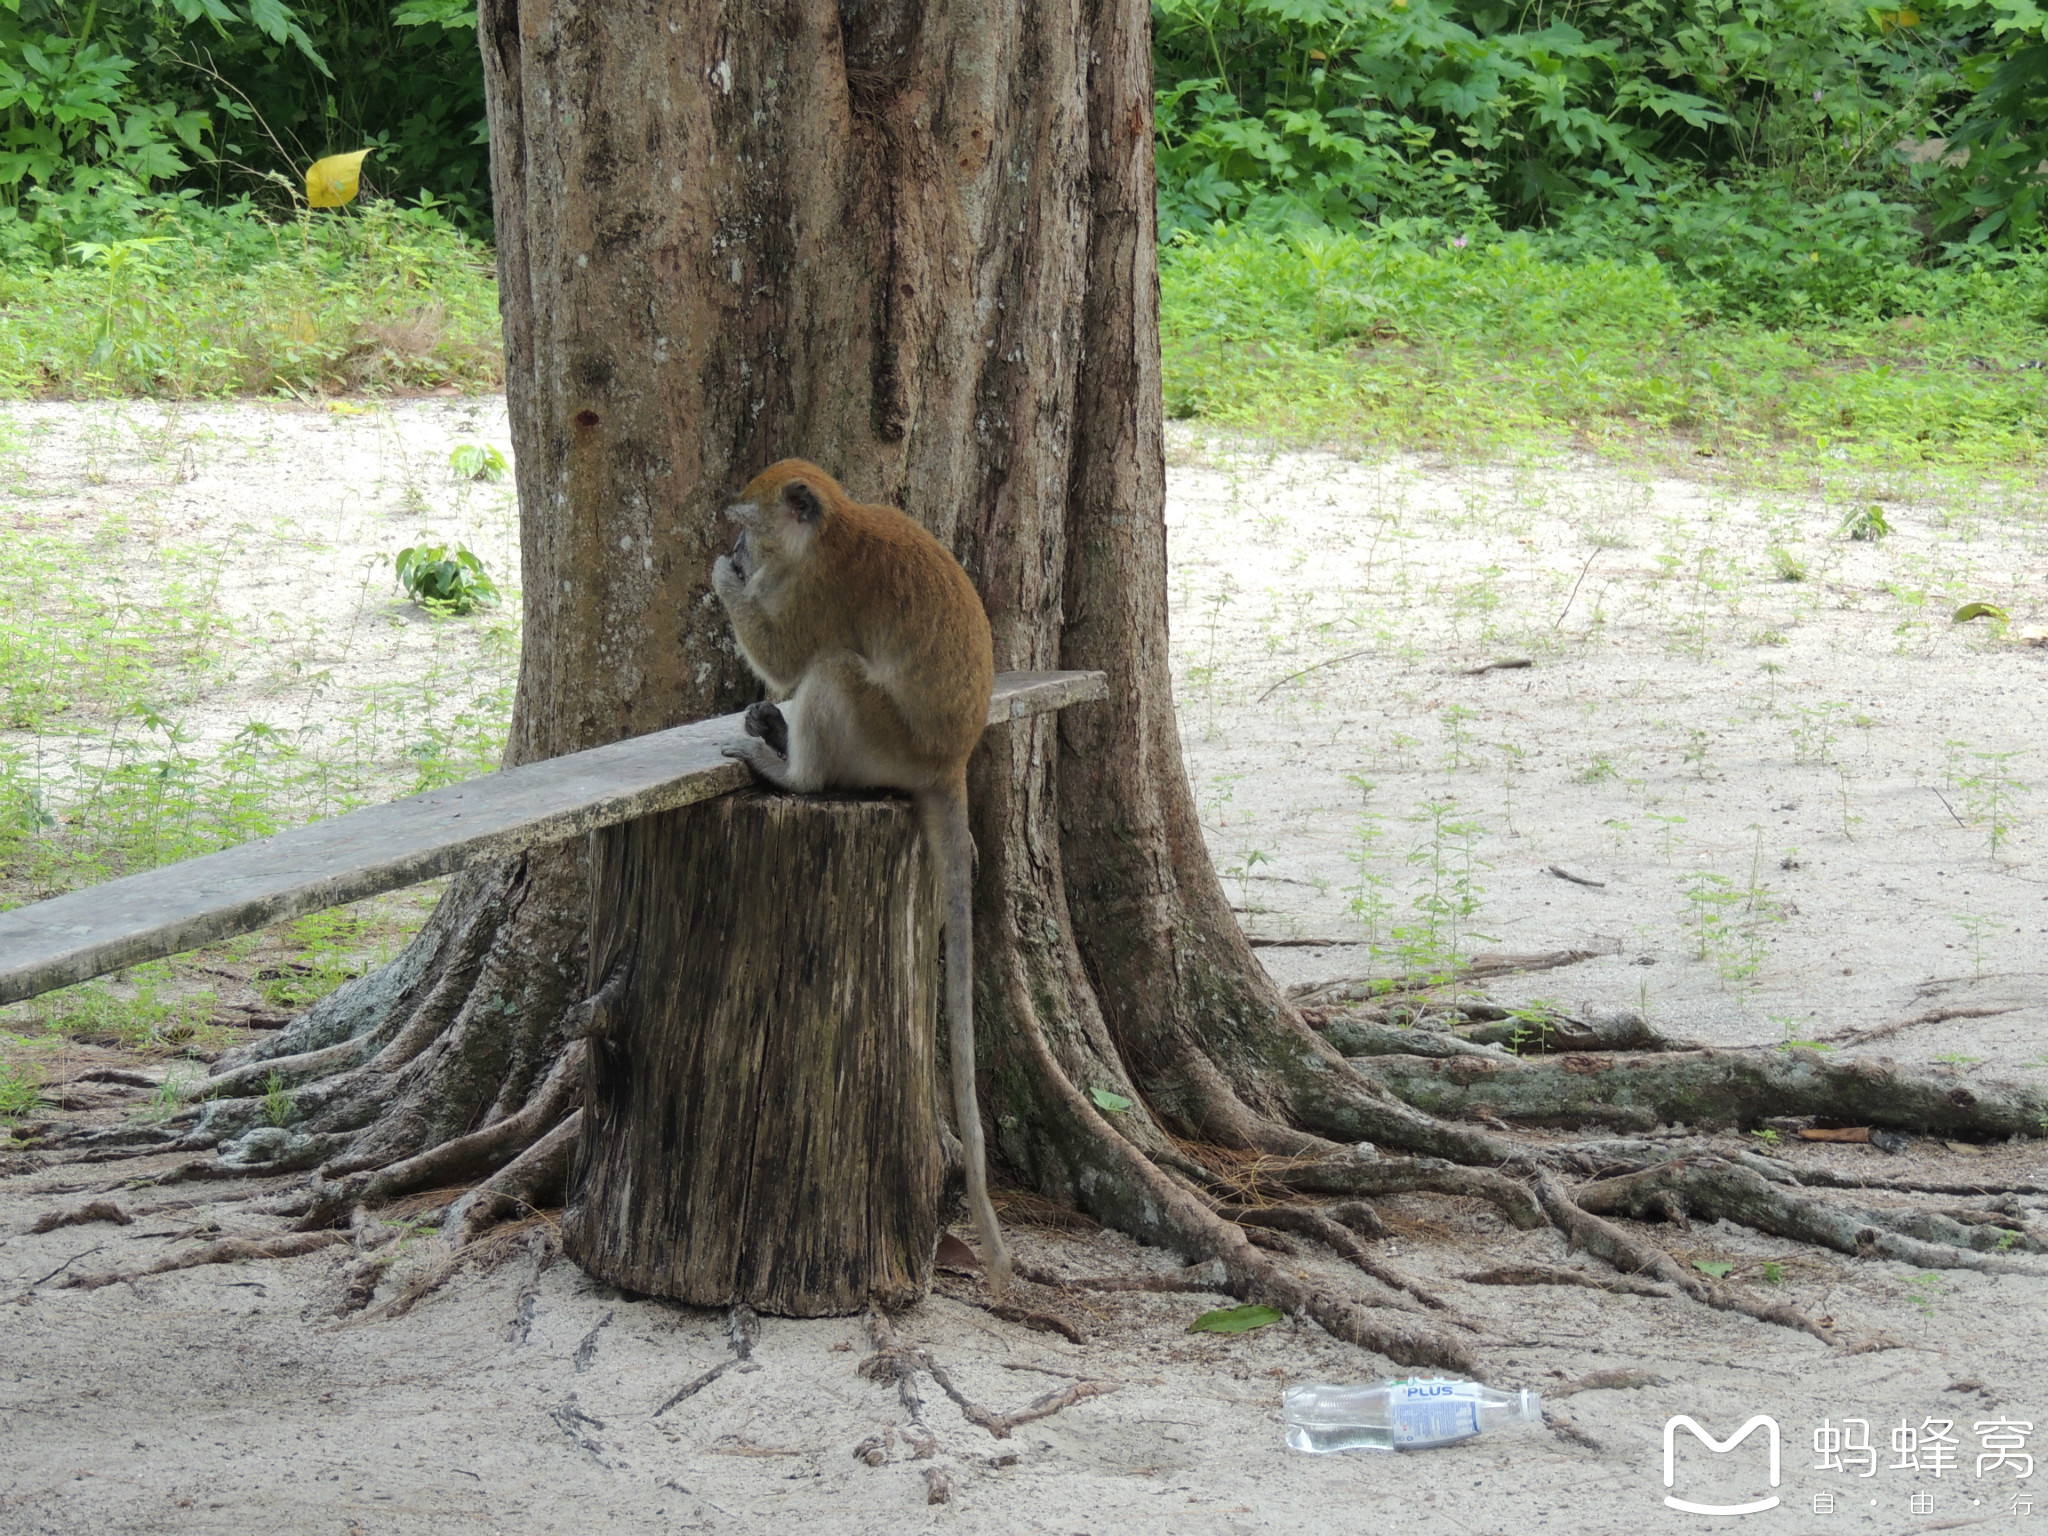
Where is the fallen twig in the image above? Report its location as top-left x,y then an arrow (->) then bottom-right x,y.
1551,1368 -> 1670,1397
60,1229 -> 345,1291
1553,548 -> 1601,630
1256,648 -> 1374,704
1820,1005 -> 2018,1048
653,1362 -> 733,1417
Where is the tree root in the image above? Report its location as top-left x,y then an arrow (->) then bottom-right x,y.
934,1281 -> 1088,1343
1574,1157 -> 2041,1272
1820,1005 -> 2019,1049
1461,1264 -> 1672,1299
1361,1046 -> 2048,1138
1006,970 -> 1479,1372
862,1303 -> 1118,1440
1529,1170 -> 1834,1341
60,1230 -> 345,1292
1281,1152 -> 1546,1229
1028,1260 -> 1230,1294
298,1044 -> 584,1224
1221,1203 -> 1473,1322
442,1112 -> 579,1246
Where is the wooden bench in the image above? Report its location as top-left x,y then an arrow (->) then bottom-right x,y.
0,670 -> 1107,1005
0,669 -> 1108,1316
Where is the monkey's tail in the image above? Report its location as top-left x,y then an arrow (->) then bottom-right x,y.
922,781 -> 1014,1297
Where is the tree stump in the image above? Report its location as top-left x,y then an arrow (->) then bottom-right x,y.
562,790 -> 952,1315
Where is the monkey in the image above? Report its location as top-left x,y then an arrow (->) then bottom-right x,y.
710,458 -> 1013,1295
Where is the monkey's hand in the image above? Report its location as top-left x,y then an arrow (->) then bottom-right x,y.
711,553 -> 744,607
742,700 -> 789,757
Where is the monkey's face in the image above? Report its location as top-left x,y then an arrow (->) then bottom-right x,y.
724,473 -> 825,576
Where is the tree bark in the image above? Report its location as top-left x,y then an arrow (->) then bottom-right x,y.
565,792 -> 949,1314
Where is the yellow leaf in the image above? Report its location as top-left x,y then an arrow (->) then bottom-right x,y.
1897,7 -> 1918,24
306,149 -> 372,209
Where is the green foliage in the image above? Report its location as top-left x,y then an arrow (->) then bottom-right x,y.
0,1058 -> 39,1118
261,1068 -> 294,1127
448,441 -> 507,482
395,542 -> 499,615
1931,1 -> 2048,242
0,0 -> 489,246
1152,0 -> 2048,256
0,198 -> 500,395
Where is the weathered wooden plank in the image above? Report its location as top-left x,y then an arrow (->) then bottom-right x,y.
0,669 -> 1107,1006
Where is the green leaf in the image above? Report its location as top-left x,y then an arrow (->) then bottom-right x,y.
1953,602 -> 2009,624
1088,1086 -> 1133,1113
1692,1260 -> 1733,1279
1188,1303 -> 1284,1334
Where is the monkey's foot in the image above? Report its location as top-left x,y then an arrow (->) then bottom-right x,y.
721,737 -> 794,786
743,700 -> 789,757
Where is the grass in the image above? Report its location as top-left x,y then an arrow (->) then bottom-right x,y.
1161,230 -> 2048,474
0,405 -> 517,898
0,385 -> 514,1094
0,201 -> 501,399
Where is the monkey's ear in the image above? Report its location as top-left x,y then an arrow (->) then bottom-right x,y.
786,482 -> 822,524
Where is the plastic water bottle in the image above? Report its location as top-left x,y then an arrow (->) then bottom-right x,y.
1283,1378 -> 1542,1453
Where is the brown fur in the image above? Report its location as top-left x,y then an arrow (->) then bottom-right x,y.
711,460 -> 1011,1293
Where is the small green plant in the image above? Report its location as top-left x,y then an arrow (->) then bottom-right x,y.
1839,504 -> 1892,542
1767,546 -> 1806,582
448,443 -> 510,482
395,543 -> 501,616
1223,846 -> 1272,913
0,1061 -> 42,1119
1951,912 -> 2001,979
1395,799 -> 1492,981
1750,1126 -> 1782,1147
1943,743 -> 2026,861
1504,1000 -> 1559,1057
1770,1013 -> 1833,1052
1343,773 -> 1394,949
261,1070 -> 295,1128
142,1070 -> 194,1123
1903,1273 -> 1944,1318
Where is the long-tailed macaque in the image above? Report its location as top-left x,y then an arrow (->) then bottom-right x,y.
711,459 -> 1011,1294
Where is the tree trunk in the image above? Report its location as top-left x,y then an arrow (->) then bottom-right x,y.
564,792 -> 948,1315
157,0 -> 2042,1356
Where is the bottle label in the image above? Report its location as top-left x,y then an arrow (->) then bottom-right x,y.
1392,1389 -> 1482,1446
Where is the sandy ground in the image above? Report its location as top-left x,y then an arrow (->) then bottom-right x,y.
3,402 -> 2045,1535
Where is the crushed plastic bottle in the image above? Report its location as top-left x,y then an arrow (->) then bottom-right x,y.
1283,1377 -> 1542,1453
